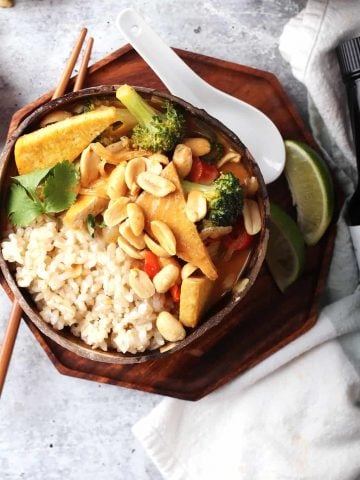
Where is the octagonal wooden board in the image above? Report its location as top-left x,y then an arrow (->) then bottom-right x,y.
1,45 -> 338,400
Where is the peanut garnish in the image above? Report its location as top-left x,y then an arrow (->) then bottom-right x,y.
172,144 -> 193,178
136,172 -> 176,197
117,235 -> 144,260
243,199 -> 261,235
199,225 -> 232,240
150,220 -> 177,256
185,190 -> 207,223
153,264 -> 180,293
125,157 -> 147,194
127,203 -> 145,236
144,234 -> 171,258
217,151 -> 241,168
79,144 -> 101,187
103,197 -> 129,227
129,269 -> 155,299
106,164 -> 127,199
183,137 -> 211,156
156,311 -> 186,342
119,220 -> 145,250
244,176 -> 259,196
145,157 -> 163,175
148,153 -> 169,165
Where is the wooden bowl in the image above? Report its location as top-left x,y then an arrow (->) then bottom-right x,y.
0,85 -> 270,364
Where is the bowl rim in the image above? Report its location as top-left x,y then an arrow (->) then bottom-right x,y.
0,85 -> 270,364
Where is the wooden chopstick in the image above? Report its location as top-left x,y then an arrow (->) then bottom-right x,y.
52,27 -> 87,99
73,37 -> 94,92
0,302 -> 22,394
0,28 -> 92,397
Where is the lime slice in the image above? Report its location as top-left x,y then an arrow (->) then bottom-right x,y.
284,140 -> 334,246
266,203 -> 305,292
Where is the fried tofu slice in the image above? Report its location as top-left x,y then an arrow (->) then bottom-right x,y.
15,107 -> 122,174
136,162 -> 217,280
179,276 -> 214,327
63,195 -> 108,228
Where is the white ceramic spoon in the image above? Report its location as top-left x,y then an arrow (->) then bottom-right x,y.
116,8 -> 285,184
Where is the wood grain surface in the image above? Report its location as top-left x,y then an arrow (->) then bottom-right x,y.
0,45 -> 338,400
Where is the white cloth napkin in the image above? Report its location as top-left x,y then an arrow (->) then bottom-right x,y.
133,2 -> 360,478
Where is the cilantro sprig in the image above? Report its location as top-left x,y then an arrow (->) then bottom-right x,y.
86,214 -> 106,237
7,161 -> 79,227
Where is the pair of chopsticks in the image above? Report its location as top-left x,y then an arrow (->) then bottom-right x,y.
0,28 -> 93,397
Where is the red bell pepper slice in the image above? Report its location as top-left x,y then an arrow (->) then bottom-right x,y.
169,283 -> 181,303
143,250 -> 161,279
222,220 -> 253,251
188,156 -> 219,184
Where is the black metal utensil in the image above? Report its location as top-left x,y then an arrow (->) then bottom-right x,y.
337,36 -> 360,226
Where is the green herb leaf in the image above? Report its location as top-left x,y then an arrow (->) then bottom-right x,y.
87,214 -> 96,237
12,166 -> 52,200
7,184 -> 44,227
43,161 -> 79,213
8,160 -> 79,227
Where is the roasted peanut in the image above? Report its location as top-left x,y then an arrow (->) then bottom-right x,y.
137,172 -> 176,197
144,234 -> 170,258
181,263 -> 198,280
127,203 -> 145,236
119,220 -> 145,250
106,137 -> 130,153
145,157 -> 163,175
103,197 -> 129,227
217,151 -> 241,168
244,176 -> 259,196
117,235 -> 144,260
129,269 -> 155,299
156,311 -> 186,342
92,142 -> 121,164
150,220 -> 176,256
125,157 -> 146,194
80,145 -> 101,187
106,164 -> 127,199
101,225 -> 120,244
160,342 -> 179,353
159,257 -> 181,270
185,190 -> 207,223
148,153 -> 169,165
199,225 -> 232,240
97,159 -> 107,177
183,137 -> 211,156
172,144 -> 193,178
40,110 -> 72,128
243,199 -> 261,235
153,264 -> 180,293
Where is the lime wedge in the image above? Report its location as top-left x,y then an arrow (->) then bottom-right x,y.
266,203 -> 305,292
284,140 -> 334,246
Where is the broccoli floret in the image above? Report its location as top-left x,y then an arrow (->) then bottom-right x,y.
182,172 -> 243,227
116,84 -> 185,152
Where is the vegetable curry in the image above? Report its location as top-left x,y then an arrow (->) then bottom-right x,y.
7,85 -> 262,348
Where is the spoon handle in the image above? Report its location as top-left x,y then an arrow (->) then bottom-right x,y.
116,8 -> 206,106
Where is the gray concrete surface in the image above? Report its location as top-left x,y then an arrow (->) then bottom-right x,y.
0,1 -> 307,479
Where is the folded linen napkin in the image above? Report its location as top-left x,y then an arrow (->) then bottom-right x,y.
133,1 -> 360,478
